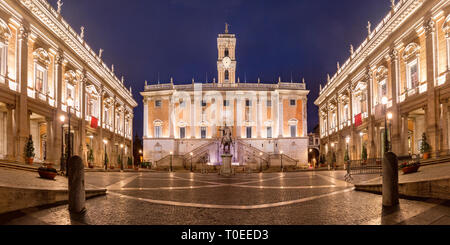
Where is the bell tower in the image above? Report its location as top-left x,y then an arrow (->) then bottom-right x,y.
217,23 -> 236,84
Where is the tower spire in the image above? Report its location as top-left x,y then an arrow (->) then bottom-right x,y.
225,23 -> 229,34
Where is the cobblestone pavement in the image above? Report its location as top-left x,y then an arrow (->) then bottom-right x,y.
1,171 -> 449,225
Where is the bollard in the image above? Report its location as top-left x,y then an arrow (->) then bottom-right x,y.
68,156 -> 86,214
382,152 -> 399,207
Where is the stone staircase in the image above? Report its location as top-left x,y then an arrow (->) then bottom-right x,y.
0,160 -> 39,172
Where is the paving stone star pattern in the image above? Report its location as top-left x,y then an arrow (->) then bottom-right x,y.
1,171 -> 449,225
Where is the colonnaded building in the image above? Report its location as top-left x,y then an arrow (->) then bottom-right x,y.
141,26 -> 309,169
0,0 -> 137,167
315,0 -> 450,167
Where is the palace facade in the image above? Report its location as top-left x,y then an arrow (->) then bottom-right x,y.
0,0 -> 137,167
315,0 -> 450,167
141,27 -> 309,169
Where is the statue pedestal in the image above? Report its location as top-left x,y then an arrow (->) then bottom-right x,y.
220,154 -> 233,176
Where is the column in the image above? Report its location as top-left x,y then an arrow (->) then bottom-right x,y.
45,117 -> 54,163
169,97 -> 174,138
425,19 -> 440,156
390,49 -> 401,154
143,98 -> 148,138
401,114 -> 409,156
99,88 -> 105,167
278,95 -> 283,137
257,95 -> 262,138
79,75 -> 87,164
273,92 -> 279,138
366,70 -> 376,158
6,104 -> 15,160
190,97 -> 195,138
441,101 -> 449,154
54,50 -> 64,166
236,96 -> 242,138
302,98 -> 307,137
16,25 -> 29,162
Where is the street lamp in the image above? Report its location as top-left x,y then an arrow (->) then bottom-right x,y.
66,96 -> 74,177
190,152 -> 193,172
103,139 -> 108,170
382,96 -> 389,154
280,150 -> 284,172
170,151 -> 173,172
59,115 -> 65,173
120,144 -> 124,171
346,137 -> 350,163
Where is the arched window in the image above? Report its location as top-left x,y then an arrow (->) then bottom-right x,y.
443,15 -> 450,72
376,66 -> 388,104
403,43 -> 420,91
224,48 -> 229,57
225,70 -> 229,80
32,48 -> 51,99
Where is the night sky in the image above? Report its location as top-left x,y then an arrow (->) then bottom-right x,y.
47,0 -> 391,138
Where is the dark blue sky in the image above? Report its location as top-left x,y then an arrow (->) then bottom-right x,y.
48,0 -> 390,138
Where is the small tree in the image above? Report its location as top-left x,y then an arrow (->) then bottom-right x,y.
24,135 -> 35,160
88,147 -> 94,163
117,154 -> 122,168
420,133 -> 431,154
361,144 -> 368,161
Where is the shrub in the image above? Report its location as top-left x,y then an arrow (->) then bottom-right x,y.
420,133 -> 431,154
24,135 -> 35,159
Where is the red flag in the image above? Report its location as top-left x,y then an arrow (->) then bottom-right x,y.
354,113 -> 362,127
90,117 -> 98,129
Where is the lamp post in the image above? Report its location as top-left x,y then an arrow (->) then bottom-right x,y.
66,96 -> 74,177
382,97 -> 389,154
280,150 -> 284,172
346,137 -> 350,170
387,112 -> 393,152
103,139 -> 108,171
120,144 -> 124,171
139,149 -> 142,168
170,151 -> 173,172
259,152 -> 263,173
331,143 -> 335,170
190,152 -> 193,172
59,115 -> 65,173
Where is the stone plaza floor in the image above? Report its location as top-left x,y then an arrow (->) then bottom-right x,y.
1,171 -> 449,225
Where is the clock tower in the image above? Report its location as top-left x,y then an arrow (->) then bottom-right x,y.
217,23 -> 237,84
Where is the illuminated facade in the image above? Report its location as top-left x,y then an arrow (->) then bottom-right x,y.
315,0 -> 450,167
0,0 -> 137,167
141,26 -> 309,168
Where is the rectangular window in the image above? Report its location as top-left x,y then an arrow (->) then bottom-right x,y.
290,99 -> 296,106
201,127 -> 207,139
246,127 -> 252,139
35,66 -> 45,93
407,59 -> 419,90
290,125 -> 297,137
223,100 -> 230,107
155,100 -> 162,108
267,100 -> 272,107
180,127 -> 186,139
201,100 -> 207,107
267,127 -> 272,139
154,126 -> 162,138
246,99 -> 252,107
180,99 -> 186,108
378,79 -> 387,104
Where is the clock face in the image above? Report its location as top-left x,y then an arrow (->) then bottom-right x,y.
222,57 -> 232,69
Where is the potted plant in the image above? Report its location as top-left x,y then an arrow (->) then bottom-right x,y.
420,133 -> 431,160
38,163 -> 57,180
400,161 -> 420,174
127,157 -> 133,169
87,147 -> 94,168
361,144 -> 368,164
24,135 -> 35,164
